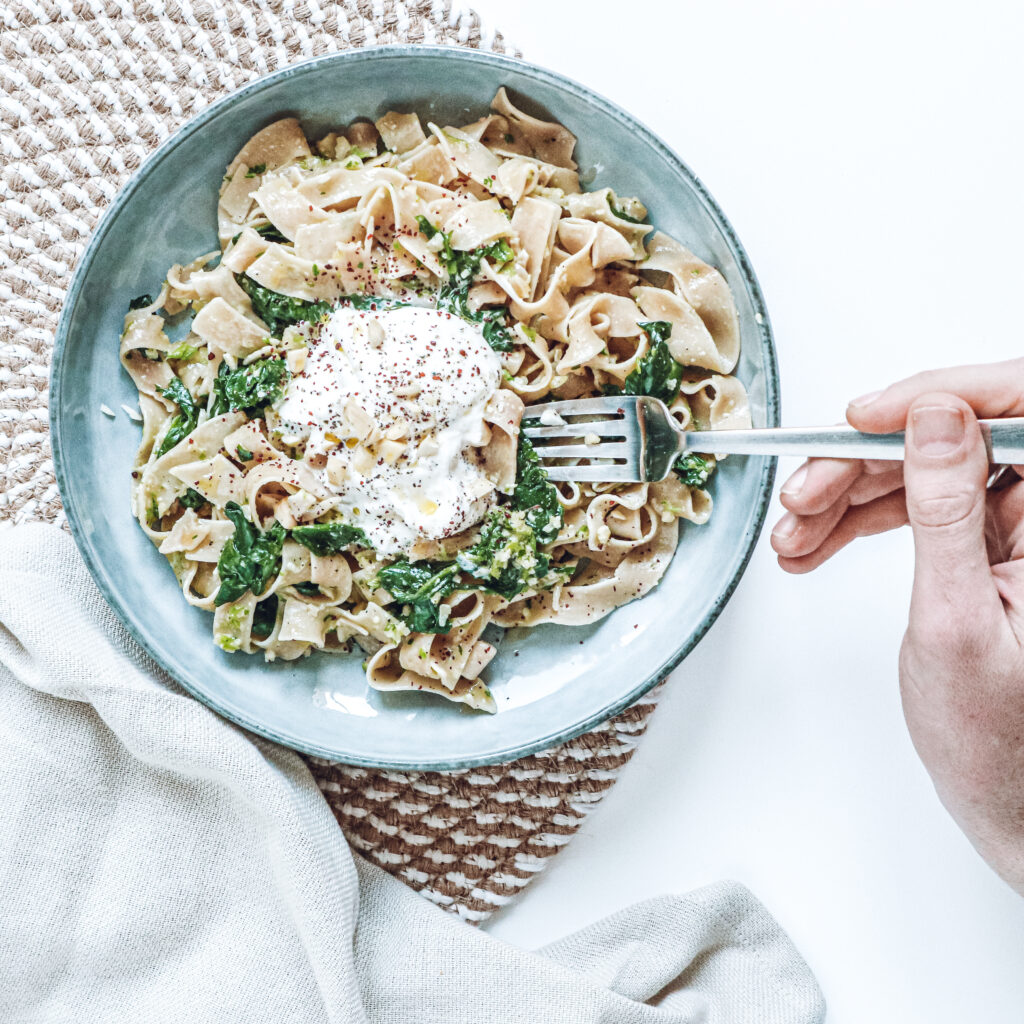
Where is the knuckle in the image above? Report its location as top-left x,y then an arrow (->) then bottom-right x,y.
906,486 -> 982,530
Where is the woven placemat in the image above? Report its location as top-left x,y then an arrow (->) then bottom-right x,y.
0,0 -> 662,922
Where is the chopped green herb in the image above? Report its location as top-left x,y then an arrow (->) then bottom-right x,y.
235,273 -> 332,338
503,132 -> 515,144
235,444 -> 253,461
245,163 -> 267,178
291,521 -> 370,555
675,452 -> 713,489
210,357 -> 289,417
155,378 -> 200,457
215,502 -> 287,605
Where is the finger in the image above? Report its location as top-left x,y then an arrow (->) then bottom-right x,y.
780,457 -> 903,515
779,458 -> 862,515
772,492 -> 850,558
777,489 -> 909,574
902,395 -> 1002,626
846,357 -> 1024,434
846,467 -> 905,506
772,468 -> 905,558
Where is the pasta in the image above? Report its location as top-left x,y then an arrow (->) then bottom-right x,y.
123,89 -> 750,714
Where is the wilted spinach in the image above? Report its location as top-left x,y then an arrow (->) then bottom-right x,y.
210,357 -> 289,417
375,559 -> 461,633
215,502 -> 287,606
511,435 -> 563,544
155,379 -> 200,457
235,274 -> 332,337
291,521 -> 370,555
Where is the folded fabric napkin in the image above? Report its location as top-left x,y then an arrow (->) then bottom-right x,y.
0,525 -> 824,1023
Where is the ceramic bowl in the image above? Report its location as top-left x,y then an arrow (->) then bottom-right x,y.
51,45 -> 778,768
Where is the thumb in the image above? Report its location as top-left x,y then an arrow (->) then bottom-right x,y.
904,394 -> 994,603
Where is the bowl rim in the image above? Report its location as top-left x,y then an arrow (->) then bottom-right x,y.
51,43 -> 780,769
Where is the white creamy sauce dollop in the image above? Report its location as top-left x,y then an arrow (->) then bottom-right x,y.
276,303 -> 502,555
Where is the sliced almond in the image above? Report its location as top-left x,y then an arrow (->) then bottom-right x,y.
351,446 -> 375,476
384,417 -> 408,441
326,455 -> 348,486
366,319 -> 386,348
379,439 -> 405,464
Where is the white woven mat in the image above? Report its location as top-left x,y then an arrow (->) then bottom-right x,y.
0,0 -> 662,922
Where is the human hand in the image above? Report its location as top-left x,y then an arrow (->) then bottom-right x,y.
771,360 -> 1024,893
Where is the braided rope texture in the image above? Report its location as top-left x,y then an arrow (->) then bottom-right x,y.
0,0 -> 660,921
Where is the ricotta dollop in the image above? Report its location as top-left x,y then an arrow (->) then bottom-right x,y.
276,303 -> 502,555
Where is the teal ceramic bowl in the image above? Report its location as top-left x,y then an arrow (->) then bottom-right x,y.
52,45 -> 778,769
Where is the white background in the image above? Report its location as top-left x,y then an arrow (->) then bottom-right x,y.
469,1 -> 1024,1020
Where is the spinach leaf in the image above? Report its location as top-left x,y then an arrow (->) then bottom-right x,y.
235,273 -> 332,337
511,435 -> 563,544
605,321 -> 682,407
376,559 -> 462,634
607,194 -> 645,225
675,452 -> 713,489
293,582 -> 321,596
129,294 -> 154,310
210,357 -> 289,417
415,216 -> 516,352
291,521 -> 370,555
235,445 -> 253,461
215,502 -> 286,606
251,594 -> 279,638
178,487 -> 206,509
254,222 -> 289,244
156,379 -> 200,457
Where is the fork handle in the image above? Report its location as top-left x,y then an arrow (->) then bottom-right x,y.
688,419 -> 1024,463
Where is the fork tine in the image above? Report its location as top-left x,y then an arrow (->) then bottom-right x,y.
543,464 -> 639,482
521,397 -> 635,421
532,443 -> 632,461
524,421 -> 631,440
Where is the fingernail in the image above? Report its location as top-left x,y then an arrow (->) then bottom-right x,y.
849,389 -> 883,409
780,465 -> 809,498
910,405 -> 966,456
773,512 -> 799,539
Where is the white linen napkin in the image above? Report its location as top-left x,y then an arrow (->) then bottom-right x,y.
0,524 -> 824,1023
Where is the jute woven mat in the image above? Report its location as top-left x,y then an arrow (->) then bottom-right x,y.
0,0 -> 662,922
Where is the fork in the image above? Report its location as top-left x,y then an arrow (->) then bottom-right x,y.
522,396 -> 1024,483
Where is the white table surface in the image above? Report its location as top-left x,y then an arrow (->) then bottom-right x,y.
469,0 -> 1024,1019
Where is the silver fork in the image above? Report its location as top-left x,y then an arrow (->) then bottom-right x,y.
523,396 -> 1024,483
